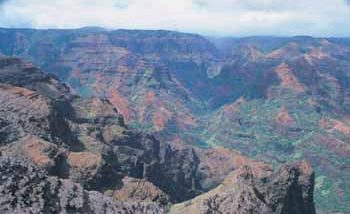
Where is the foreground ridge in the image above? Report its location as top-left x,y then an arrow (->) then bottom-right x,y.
171,161 -> 315,214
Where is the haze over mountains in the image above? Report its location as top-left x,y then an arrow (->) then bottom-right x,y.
0,27 -> 350,213
1,0 -> 350,36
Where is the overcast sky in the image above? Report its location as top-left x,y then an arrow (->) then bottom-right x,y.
0,0 -> 350,36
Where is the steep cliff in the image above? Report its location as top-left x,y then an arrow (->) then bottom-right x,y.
0,55 -> 317,213
171,161 -> 315,214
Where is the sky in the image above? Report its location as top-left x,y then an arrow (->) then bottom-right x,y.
0,0 -> 350,37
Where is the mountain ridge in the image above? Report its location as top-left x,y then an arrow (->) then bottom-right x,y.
0,28 -> 349,213
0,55 -> 317,213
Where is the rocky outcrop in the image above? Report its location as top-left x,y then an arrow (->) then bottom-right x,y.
267,161 -> 315,214
0,56 -> 71,100
0,156 -> 163,214
0,135 -> 65,173
171,161 -> 316,214
111,177 -> 170,206
0,84 -> 76,147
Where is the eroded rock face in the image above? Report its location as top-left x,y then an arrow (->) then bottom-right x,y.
0,135 -> 65,172
266,161 -> 315,214
171,161 -> 316,214
0,84 -> 54,144
1,30 -> 349,212
0,156 -> 163,214
0,57 -> 71,101
67,152 -> 103,185
0,55 -> 231,205
111,177 -> 170,206
0,56 -> 81,148
0,55 -> 317,213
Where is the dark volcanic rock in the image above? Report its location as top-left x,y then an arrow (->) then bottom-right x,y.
0,56 -> 79,150
111,177 -> 170,206
0,84 -> 78,148
266,161 -> 316,214
171,161 -> 316,214
0,156 -> 163,214
0,56 -> 71,100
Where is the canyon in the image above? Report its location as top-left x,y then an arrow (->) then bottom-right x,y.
0,28 -> 350,213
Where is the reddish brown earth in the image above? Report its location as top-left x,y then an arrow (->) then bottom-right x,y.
0,55 -> 317,214
276,106 -> 295,126
274,63 -> 306,93
1,29 -> 350,212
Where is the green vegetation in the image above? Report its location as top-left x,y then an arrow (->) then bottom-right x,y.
199,88 -> 349,212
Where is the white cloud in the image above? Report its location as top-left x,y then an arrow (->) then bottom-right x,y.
0,0 -> 350,36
